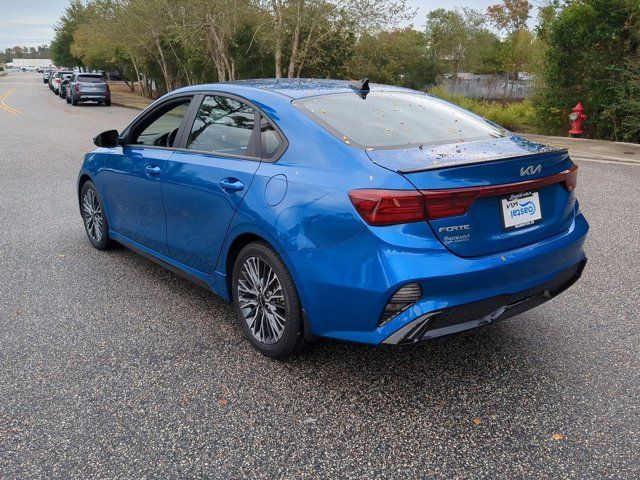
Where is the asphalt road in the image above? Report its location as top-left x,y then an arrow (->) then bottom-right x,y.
1,73 -> 638,479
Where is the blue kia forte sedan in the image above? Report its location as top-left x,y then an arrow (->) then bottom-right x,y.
78,79 -> 588,358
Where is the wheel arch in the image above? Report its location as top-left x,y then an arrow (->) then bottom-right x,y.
77,173 -> 93,209
77,172 -> 112,228
223,232 -> 271,299
221,230 -> 314,340
220,231 -> 293,301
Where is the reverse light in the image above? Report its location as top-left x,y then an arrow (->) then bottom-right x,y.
379,283 -> 423,326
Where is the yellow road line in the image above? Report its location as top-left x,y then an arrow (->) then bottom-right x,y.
0,88 -> 22,115
0,87 -> 13,98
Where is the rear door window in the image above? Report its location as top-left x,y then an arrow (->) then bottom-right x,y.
186,95 -> 257,157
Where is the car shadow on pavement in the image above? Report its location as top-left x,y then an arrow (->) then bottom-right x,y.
82,234 -> 560,413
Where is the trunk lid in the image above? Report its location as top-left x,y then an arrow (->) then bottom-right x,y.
367,136 -> 577,257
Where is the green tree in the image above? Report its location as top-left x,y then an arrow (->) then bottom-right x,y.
463,30 -> 502,74
425,8 -> 502,77
487,0 -> 535,99
534,0 -> 640,140
349,28 -> 435,89
263,0 -> 412,78
51,0 -> 91,67
486,0 -> 532,35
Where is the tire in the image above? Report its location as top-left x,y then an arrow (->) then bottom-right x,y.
66,95 -> 71,104
72,96 -> 78,106
232,242 -> 305,359
104,99 -> 111,107
80,181 -> 112,250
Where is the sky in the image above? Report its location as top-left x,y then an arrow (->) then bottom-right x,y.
0,0 -> 530,51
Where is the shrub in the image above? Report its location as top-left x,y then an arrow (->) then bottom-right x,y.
429,86 -> 536,133
533,0 -> 640,141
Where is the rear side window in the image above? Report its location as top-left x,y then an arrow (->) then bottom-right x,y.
186,95 -> 257,157
293,91 -> 506,149
260,118 -> 282,159
77,75 -> 104,83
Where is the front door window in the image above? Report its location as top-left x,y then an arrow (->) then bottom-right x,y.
131,100 -> 192,147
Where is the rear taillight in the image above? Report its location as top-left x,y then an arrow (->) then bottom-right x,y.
75,83 -> 79,92
348,189 -> 426,226
564,164 -> 578,192
422,189 -> 480,220
349,165 -> 578,226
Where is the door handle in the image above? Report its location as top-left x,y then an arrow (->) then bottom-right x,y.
219,178 -> 245,192
145,165 -> 162,176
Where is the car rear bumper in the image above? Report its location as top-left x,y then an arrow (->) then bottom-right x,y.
76,94 -> 109,102
382,258 -> 586,344
286,212 -> 589,345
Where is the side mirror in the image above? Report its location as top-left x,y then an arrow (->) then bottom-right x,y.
93,129 -> 120,148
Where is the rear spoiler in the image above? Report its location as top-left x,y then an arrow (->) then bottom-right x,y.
398,148 -> 568,174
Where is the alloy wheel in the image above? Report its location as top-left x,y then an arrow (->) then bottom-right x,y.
237,256 -> 286,344
82,188 -> 104,243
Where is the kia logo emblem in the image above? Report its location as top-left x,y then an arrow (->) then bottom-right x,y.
520,164 -> 542,176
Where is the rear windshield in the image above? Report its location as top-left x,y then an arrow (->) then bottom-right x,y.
293,91 -> 506,149
78,75 -> 104,83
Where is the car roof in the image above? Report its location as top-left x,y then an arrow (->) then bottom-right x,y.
173,78 -> 415,100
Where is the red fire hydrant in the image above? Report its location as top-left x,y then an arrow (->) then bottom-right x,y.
569,102 -> 587,138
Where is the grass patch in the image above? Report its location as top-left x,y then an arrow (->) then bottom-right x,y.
429,86 -> 536,133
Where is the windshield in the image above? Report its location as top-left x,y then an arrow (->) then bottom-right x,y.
293,91 -> 506,149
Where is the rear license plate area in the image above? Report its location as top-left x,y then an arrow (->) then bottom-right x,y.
500,190 -> 542,230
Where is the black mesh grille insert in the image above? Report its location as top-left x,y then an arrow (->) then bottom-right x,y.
423,260 -> 586,335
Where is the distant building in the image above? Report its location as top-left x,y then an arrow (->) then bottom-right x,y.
7,58 -> 54,69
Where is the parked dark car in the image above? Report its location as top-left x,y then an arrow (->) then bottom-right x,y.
59,75 -> 73,99
106,70 -> 123,81
67,73 -> 111,106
